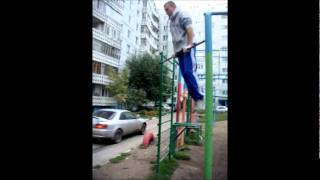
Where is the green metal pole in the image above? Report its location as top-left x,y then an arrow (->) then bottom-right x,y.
169,59 -> 176,159
156,52 -> 164,176
186,94 -> 191,123
204,12 -> 213,180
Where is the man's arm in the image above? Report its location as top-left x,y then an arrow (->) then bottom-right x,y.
186,27 -> 194,46
180,12 -> 194,50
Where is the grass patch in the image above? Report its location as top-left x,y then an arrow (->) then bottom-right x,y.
173,151 -> 190,160
185,132 -> 201,146
198,112 -> 227,123
109,153 -> 131,163
179,145 -> 191,151
215,112 -> 228,121
147,157 -> 179,180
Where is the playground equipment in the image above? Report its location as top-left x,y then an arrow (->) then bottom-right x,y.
156,11 -> 228,180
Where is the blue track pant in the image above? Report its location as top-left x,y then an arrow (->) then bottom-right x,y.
177,46 -> 204,101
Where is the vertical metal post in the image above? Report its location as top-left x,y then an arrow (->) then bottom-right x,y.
169,59 -> 176,159
156,52 -> 164,176
204,12 -> 213,180
186,94 -> 191,123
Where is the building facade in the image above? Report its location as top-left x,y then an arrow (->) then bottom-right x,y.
140,0 -> 160,55
191,4 -> 228,107
92,0 -> 124,110
92,0 -> 161,110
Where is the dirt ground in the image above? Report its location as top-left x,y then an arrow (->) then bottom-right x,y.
93,121 -> 227,180
172,121 -> 227,180
93,144 -> 156,180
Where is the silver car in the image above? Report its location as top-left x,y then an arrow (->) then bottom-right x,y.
92,109 -> 147,143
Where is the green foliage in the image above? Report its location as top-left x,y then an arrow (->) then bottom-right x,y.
106,66 -> 129,105
185,132 -> 200,146
109,152 -> 131,163
126,53 -> 171,103
173,151 -> 190,160
127,88 -> 147,110
147,158 -> 179,180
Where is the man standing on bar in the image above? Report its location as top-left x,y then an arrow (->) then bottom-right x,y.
164,1 -> 204,110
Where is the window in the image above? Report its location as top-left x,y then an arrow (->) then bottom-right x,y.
141,38 -> 146,46
221,57 -> 227,61
119,112 -> 127,120
222,68 -> 227,73
106,26 -> 110,35
163,35 -> 167,40
93,111 -> 115,120
93,39 -> 120,59
222,79 -> 227,84
136,24 -> 139,31
126,112 -> 136,119
112,29 -> 116,39
220,46 -> 227,50
137,10 -> 140,16
117,31 -> 121,41
136,37 -> 139,44
128,30 -> 131,38
127,45 -> 130,54
92,61 -> 101,74
120,112 -> 136,120
129,16 -> 131,23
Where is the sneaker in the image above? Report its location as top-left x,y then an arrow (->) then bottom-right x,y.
195,99 -> 205,111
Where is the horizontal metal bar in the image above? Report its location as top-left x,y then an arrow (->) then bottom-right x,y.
160,40 -> 205,64
211,12 -> 228,16
196,49 -> 228,51
159,119 -> 171,125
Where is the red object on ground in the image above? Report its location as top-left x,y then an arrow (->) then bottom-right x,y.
142,132 -> 154,148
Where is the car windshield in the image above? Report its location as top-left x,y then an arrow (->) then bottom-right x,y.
93,111 -> 116,120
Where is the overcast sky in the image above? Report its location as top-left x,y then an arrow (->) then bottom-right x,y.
155,0 -> 227,15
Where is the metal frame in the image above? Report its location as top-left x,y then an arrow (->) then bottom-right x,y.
155,11 -> 228,180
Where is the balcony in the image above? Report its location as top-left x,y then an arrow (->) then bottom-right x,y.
141,34 -> 157,50
150,16 -> 159,30
93,96 -> 117,106
106,16 -> 122,31
92,28 -> 121,49
92,50 -> 119,68
142,21 -> 159,40
105,0 -> 124,15
93,8 -> 106,22
92,73 -> 111,85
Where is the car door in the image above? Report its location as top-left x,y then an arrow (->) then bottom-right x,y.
126,112 -> 141,132
119,112 -> 132,135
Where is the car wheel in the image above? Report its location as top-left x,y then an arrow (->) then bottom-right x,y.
139,123 -> 147,135
113,129 -> 123,144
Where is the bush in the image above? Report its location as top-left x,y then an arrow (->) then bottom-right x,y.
174,151 -> 190,160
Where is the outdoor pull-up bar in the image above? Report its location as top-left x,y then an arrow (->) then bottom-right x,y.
204,11 -> 227,180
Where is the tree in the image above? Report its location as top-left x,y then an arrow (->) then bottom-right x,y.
127,88 -> 147,110
126,53 -> 171,104
106,66 -> 129,108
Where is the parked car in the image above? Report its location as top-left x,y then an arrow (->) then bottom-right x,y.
92,109 -> 147,143
216,106 -> 228,112
154,103 -> 171,113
